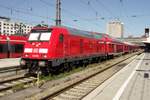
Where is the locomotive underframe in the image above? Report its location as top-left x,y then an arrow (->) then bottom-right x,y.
20,53 -> 108,75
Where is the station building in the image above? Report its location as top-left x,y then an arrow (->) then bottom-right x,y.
106,20 -> 124,38
0,16 -> 33,35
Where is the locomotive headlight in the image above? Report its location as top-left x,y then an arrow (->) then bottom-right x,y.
38,61 -> 46,67
32,43 -> 35,45
39,48 -> 48,53
42,54 -> 47,58
38,43 -> 41,45
25,54 -> 29,57
24,48 -> 32,53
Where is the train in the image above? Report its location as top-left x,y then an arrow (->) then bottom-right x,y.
0,34 -> 27,59
20,26 -> 139,75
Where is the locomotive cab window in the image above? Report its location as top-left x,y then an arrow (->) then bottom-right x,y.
28,33 -> 40,41
28,32 -> 52,41
28,29 -> 52,41
59,34 -> 64,42
40,32 -> 52,41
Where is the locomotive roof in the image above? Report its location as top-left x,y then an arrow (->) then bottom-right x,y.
67,27 -> 94,38
34,26 -> 107,39
68,27 -> 106,39
51,26 -> 104,39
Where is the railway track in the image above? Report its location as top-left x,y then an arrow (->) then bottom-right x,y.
49,55 -> 138,100
0,65 -> 37,97
0,65 -> 28,81
0,66 -> 20,73
26,51 -> 142,100
0,74 -> 37,97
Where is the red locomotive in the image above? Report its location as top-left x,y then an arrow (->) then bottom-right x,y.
0,34 -> 27,59
20,26 -> 139,74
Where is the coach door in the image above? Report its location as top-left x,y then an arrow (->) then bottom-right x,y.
80,39 -> 83,54
104,40 -> 108,55
62,34 -> 69,57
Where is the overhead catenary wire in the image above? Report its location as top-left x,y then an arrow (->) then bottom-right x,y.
40,0 -> 104,30
0,4 -> 55,21
81,0 -> 99,15
1,0 -> 146,35
95,0 -> 115,17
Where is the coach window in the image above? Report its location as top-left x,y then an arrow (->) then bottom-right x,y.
59,34 -> 64,42
13,44 -> 23,53
0,44 -> 3,53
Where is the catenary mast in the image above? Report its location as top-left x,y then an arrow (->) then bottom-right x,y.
56,0 -> 61,26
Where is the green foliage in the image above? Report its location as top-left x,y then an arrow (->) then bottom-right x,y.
40,67 -> 85,82
12,83 -> 25,92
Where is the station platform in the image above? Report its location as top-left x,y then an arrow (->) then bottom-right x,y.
0,58 -> 20,69
82,53 -> 150,100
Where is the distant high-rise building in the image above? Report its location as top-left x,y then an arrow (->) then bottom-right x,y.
0,16 -> 33,35
106,21 -> 124,38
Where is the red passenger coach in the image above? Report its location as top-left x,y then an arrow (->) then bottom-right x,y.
0,34 -> 27,59
103,34 -> 124,57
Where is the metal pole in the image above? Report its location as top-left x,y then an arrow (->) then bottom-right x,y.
6,36 -> 10,58
56,0 -> 61,26
37,71 -> 40,88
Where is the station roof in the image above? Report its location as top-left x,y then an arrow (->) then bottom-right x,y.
142,37 -> 150,44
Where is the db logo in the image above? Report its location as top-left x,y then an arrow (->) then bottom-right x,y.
33,48 -> 38,53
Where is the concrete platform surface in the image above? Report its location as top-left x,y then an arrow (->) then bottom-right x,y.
0,58 -> 20,69
83,53 -> 150,100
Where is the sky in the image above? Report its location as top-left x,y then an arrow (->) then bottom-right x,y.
0,0 -> 150,37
